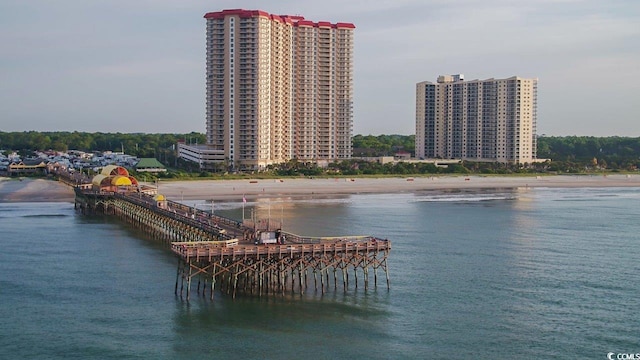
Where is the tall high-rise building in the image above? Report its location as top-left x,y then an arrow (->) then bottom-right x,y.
200,9 -> 354,170
415,75 -> 538,164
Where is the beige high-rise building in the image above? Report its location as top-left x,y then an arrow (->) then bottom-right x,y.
201,9 -> 354,170
416,75 -> 538,164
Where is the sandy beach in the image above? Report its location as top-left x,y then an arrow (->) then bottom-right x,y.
0,178 -> 75,203
2,174 -> 639,203
156,174 -> 640,202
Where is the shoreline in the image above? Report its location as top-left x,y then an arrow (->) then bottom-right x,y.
0,178 -> 75,203
1,174 -> 639,203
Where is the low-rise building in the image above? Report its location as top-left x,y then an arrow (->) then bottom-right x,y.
177,142 -> 225,171
135,158 -> 167,173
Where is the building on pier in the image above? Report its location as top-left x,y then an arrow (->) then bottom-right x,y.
90,165 -> 140,193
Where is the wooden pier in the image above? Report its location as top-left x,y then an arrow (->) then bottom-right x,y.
74,186 -> 391,300
172,237 -> 390,300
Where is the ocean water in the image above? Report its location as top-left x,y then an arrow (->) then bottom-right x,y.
1,187 -> 639,359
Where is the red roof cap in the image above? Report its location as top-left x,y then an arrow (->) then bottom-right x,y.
204,9 -> 355,29
296,20 -> 315,27
335,22 -> 356,29
204,9 -> 270,19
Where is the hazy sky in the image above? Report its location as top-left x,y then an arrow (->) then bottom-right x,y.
1,0 -> 638,136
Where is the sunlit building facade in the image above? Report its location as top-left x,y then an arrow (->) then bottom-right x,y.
416,74 -> 538,164
201,9 -> 355,170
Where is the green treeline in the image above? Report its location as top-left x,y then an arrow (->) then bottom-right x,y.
536,136 -> 640,171
0,131 -> 205,159
352,134 -> 414,156
352,134 -> 640,172
1,131 -> 639,173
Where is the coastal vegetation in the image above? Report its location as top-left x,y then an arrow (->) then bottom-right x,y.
0,131 -> 204,165
1,132 -> 639,177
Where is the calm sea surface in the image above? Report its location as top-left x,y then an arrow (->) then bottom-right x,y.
1,187 -> 639,359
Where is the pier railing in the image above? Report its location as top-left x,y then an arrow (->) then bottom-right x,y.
171,237 -> 391,259
112,192 -> 238,241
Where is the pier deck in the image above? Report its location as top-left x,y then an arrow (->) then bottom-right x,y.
73,186 -> 391,300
